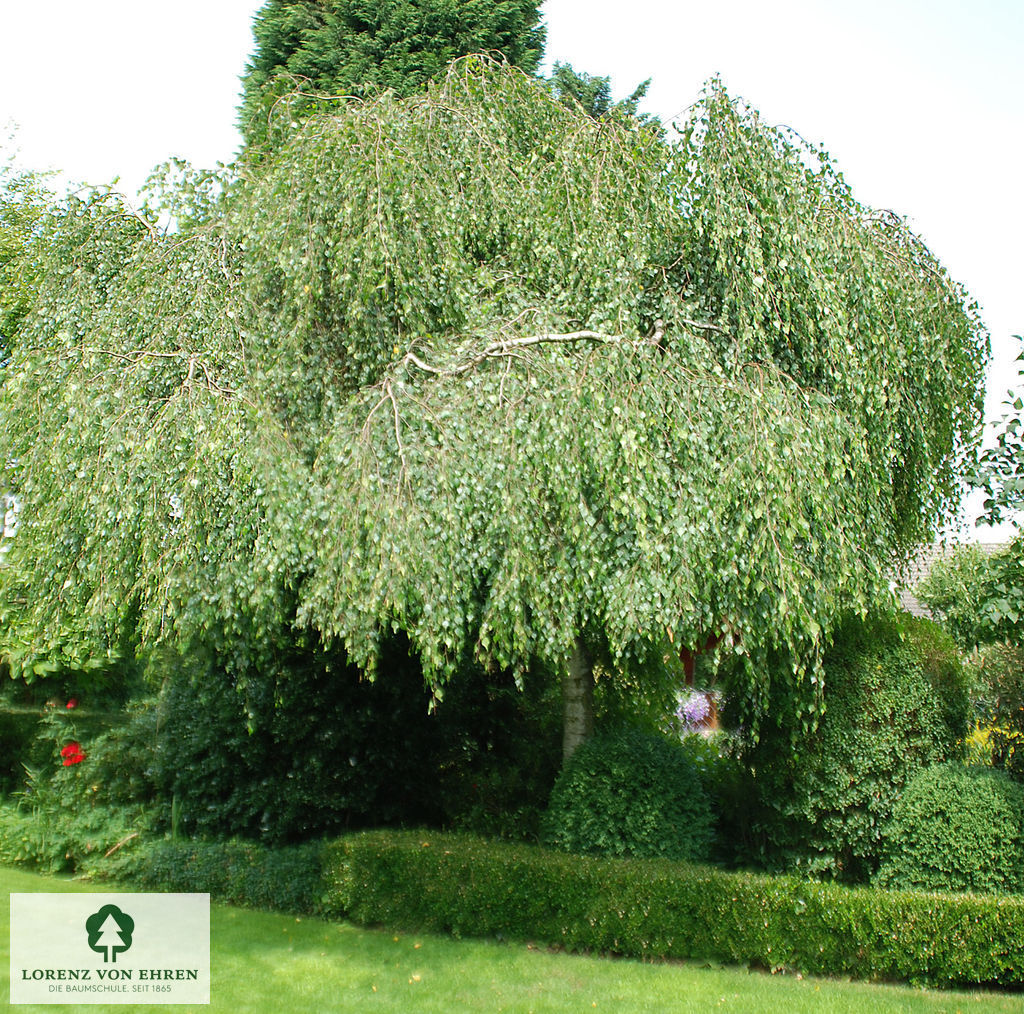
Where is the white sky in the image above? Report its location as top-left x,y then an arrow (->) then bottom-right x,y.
1,0 -> 1020,536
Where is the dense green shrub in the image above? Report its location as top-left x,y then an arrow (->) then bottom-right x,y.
124,838 -> 326,914
82,698 -> 162,809
324,829 -> 1024,988
904,613 -> 972,741
678,731 -> 754,866
153,635 -> 563,844
153,637 -> 447,843
737,612 -> 968,880
429,662 -> 562,841
875,763 -> 1024,895
541,727 -> 713,861
0,708 -> 37,794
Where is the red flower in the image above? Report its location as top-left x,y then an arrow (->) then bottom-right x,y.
66,698 -> 78,710
60,742 -> 85,766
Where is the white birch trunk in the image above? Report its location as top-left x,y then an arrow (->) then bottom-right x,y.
562,636 -> 594,764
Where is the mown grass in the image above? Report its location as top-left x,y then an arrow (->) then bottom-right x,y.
2,866 -> 1020,1013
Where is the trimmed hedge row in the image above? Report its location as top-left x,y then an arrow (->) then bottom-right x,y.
105,838 -> 327,916
322,830 -> 1024,989
20,828 -> 1022,989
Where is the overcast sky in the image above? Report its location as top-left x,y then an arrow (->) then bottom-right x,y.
1,0 -> 1020,535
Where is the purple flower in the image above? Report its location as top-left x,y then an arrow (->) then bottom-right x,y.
679,692 -> 711,726
673,689 -> 720,734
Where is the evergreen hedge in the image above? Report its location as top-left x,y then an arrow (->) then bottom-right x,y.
127,838 -> 326,915
7,822 -> 1023,988
322,830 -> 1024,989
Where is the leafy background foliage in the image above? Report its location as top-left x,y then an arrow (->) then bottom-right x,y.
916,544 -> 1002,649
967,641 -> 1024,780
546,60 -> 651,120
0,148 -> 51,366
917,542 -> 1024,649
736,614 -> 968,881
975,338 -> 1024,529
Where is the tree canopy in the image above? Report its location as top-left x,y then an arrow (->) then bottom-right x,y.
0,60 -> 988,743
0,148 -> 51,368
238,0 -> 545,148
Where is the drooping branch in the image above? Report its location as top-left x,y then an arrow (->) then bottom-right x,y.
77,347 -> 244,401
399,328 -> 673,378
679,317 -> 728,336
401,329 -> 630,377
397,315 -> 737,379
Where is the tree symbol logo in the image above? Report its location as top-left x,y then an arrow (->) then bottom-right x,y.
85,904 -> 135,963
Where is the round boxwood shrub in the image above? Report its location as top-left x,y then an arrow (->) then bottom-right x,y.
875,763 -> 1024,895
541,726 -> 713,861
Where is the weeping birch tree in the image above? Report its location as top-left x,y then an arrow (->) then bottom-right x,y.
0,59 -> 987,759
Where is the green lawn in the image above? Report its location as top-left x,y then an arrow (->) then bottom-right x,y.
2,866 -> 1020,1013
